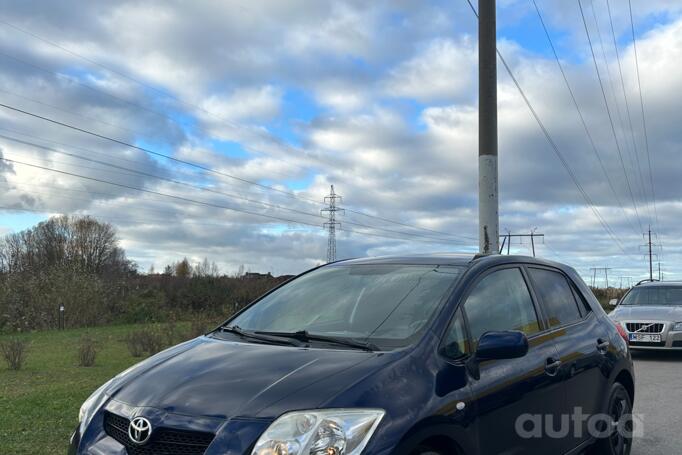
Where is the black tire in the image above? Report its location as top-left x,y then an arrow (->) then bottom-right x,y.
589,382 -> 633,455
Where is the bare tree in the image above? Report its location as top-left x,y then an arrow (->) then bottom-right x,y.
0,215 -> 132,275
194,258 -> 220,277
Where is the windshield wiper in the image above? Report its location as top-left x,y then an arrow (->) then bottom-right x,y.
218,325 -> 302,346
254,330 -> 380,352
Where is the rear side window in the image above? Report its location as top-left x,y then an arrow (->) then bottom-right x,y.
463,268 -> 540,346
529,268 -> 582,327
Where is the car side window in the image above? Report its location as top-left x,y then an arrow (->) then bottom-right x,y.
570,284 -> 592,316
463,268 -> 540,347
529,268 -> 582,327
442,309 -> 470,358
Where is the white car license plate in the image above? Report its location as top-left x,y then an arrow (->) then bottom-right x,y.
629,333 -> 661,343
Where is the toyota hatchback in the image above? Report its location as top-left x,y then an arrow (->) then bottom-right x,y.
70,254 -> 635,455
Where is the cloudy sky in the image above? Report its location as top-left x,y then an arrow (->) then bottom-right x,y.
0,0 -> 680,283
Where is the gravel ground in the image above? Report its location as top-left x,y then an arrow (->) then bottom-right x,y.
630,350 -> 682,455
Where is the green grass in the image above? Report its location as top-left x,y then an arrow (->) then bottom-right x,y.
0,324 -> 178,454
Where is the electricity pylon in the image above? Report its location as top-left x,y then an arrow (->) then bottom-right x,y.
321,185 -> 343,263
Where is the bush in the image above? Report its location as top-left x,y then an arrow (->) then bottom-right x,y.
77,335 -> 97,367
126,328 -> 167,357
1,338 -> 28,370
140,329 -> 166,355
125,331 -> 146,358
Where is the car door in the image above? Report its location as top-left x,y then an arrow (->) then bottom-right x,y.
526,266 -> 610,451
460,266 -> 566,454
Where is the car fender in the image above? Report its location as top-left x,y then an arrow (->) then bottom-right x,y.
390,416 -> 477,455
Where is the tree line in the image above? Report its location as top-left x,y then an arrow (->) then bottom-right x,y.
0,215 -> 289,331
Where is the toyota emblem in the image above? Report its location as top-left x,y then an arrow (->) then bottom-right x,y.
128,416 -> 152,445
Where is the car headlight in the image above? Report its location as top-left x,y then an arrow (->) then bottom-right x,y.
78,378 -> 113,433
673,322 -> 682,331
252,409 -> 385,455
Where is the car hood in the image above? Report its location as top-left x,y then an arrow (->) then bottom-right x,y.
107,335 -> 390,419
610,305 -> 682,321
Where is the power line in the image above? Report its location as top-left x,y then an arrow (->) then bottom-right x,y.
0,132 -> 470,244
0,201 -> 460,248
342,208 -> 477,241
0,132 -> 324,220
605,0 -> 652,225
0,156 -> 326,226
579,0 -> 644,233
531,0 -> 640,237
0,82 -> 307,183
628,0 -> 660,233
0,102 -> 326,203
464,0 -> 635,259
0,87 -> 147,140
0,102 -> 474,242
0,158 -> 467,247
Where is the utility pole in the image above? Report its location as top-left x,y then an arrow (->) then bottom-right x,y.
589,267 -> 612,288
640,227 -> 660,281
658,262 -> 662,281
321,185 -> 343,263
648,228 -> 653,281
618,276 -> 632,289
478,0 -> 499,255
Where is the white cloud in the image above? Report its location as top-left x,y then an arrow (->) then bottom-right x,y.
199,85 -> 282,124
384,37 -> 477,102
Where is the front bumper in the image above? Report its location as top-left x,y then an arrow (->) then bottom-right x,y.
70,399 -> 272,455
617,320 -> 682,350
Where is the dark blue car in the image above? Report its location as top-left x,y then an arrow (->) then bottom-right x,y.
70,254 -> 635,455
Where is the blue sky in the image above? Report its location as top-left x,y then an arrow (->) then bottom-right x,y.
1,0 -> 682,281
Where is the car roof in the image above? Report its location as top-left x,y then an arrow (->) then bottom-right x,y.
331,253 -> 571,270
334,253 -> 475,266
636,280 -> 682,288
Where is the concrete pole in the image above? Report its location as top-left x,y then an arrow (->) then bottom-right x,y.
479,0 -> 499,254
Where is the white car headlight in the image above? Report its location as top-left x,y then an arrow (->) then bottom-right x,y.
78,379 -> 114,433
252,409 -> 385,455
672,322 -> 682,331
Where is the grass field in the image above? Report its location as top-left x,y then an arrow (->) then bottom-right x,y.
0,324 -> 183,454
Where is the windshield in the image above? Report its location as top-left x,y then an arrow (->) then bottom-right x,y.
228,264 -> 464,349
621,287 -> 682,306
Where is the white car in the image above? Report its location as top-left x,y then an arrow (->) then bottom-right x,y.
609,281 -> 682,350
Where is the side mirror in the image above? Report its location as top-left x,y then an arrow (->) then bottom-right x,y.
476,331 -> 529,360
608,298 -> 618,308
467,331 -> 529,380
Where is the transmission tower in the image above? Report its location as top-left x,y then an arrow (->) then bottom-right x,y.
321,185 -> 344,263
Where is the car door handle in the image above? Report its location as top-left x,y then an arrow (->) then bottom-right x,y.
545,358 -> 562,377
597,339 -> 610,353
